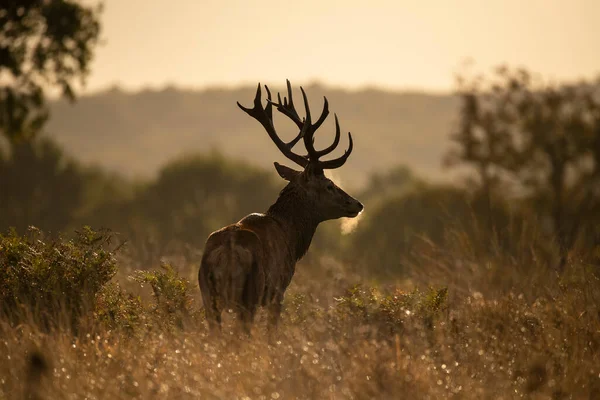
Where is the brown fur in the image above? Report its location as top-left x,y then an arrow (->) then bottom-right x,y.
198,81 -> 363,333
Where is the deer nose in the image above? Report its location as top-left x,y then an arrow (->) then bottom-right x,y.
347,199 -> 363,211
356,201 -> 364,212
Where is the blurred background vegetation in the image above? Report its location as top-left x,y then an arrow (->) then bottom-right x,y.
1,0 -> 599,283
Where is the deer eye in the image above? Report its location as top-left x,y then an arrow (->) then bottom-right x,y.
326,183 -> 335,192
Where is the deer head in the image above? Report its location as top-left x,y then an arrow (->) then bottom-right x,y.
237,80 -> 363,222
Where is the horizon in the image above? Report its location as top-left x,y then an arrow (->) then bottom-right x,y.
74,79 -> 460,97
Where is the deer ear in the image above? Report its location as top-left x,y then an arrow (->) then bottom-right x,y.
274,162 -> 301,181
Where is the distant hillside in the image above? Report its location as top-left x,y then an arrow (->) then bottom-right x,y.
47,84 -> 459,188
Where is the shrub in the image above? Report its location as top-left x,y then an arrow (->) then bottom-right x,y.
125,152 -> 280,265
334,284 -> 448,335
0,226 -> 118,331
94,282 -> 145,335
349,184 -> 546,279
133,263 -> 194,329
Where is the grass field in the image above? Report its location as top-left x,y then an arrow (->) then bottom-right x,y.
1,228 -> 599,399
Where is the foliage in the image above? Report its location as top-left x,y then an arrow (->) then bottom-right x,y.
94,282 -> 145,335
0,226 -> 118,330
132,263 -> 194,328
1,232 -> 599,398
0,142 -> 284,267
349,184 -> 518,276
140,152 -> 279,248
334,284 -> 448,334
359,164 -> 421,207
0,137 -> 86,233
0,0 -> 102,142
84,151 -> 282,266
447,67 -> 600,266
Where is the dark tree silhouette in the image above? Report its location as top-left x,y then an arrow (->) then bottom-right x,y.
0,0 -> 102,142
447,67 -> 600,269
0,138 -> 84,233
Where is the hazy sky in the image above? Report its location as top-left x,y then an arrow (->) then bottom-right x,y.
83,0 -> 599,93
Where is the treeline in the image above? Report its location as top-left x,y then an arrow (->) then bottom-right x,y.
2,69 -> 600,282
2,1 -> 598,283
0,141 -> 278,267
45,85 -> 457,187
2,61 -> 600,281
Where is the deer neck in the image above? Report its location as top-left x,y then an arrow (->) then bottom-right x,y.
266,187 -> 320,261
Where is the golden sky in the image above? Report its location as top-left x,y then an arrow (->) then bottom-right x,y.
84,0 -> 599,93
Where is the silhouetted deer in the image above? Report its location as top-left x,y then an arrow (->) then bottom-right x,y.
198,80 -> 363,333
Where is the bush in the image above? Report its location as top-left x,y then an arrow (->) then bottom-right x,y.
0,226 -> 118,331
349,185 -> 475,276
349,183 -> 547,278
334,284 -> 448,335
133,263 -> 194,329
86,151 -> 282,267
94,282 -> 145,335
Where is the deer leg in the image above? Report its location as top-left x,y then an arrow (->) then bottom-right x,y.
237,303 -> 257,336
238,262 -> 262,337
199,265 -> 222,334
204,302 -> 222,333
201,287 -> 222,333
238,291 -> 259,337
267,296 -> 283,333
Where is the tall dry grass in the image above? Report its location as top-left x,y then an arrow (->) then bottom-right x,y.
1,228 -> 599,399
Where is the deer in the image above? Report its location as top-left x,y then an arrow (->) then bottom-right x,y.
198,80 -> 363,334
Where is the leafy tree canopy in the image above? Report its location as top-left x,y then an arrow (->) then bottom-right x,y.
446,66 -> 600,266
0,0 -> 102,142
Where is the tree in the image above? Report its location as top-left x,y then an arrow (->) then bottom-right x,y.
0,138 -> 85,233
444,69 -> 521,218
446,67 -> 600,269
75,152 -> 283,267
0,0 -> 102,142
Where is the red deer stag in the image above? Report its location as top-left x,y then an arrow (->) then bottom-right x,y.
198,80 -> 363,333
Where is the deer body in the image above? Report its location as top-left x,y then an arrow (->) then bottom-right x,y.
198,81 -> 363,333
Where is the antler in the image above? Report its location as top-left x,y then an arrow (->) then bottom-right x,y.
238,80 -> 354,171
237,83 -> 308,167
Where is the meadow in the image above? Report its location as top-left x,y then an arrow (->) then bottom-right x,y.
1,224 -> 599,399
